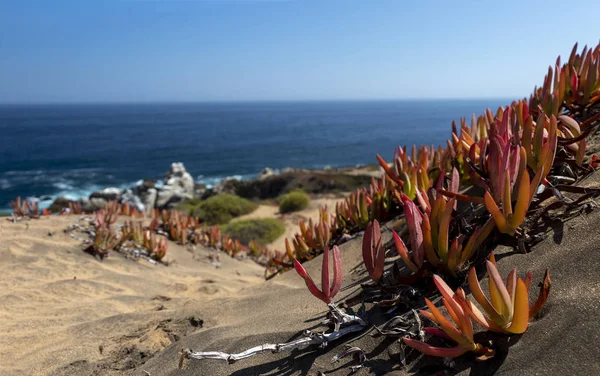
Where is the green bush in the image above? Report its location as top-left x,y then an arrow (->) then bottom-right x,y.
222,218 -> 285,245
279,190 -> 310,213
176,198 -> 203,216
184,194 -> 257,225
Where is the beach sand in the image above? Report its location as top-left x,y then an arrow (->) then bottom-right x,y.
2,171 -> 600,375
0,216 -> 265,375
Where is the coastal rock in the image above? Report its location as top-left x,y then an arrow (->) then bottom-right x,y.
132,179 -> 157,211
79,198 -> 93,212
141,188 -> 158,211
224,171 -> 374,200
258,167 -> 276,180
194,183 -> 207,199
89,187 -> 122,202
48,196 -> 104,213
134,179 -> 156,194
155,163 -> 195,209
281,167 -> 310,174
164,162 -> 194,193
120,189 -> 145,212
156,187 -> 191,209
211,177 -> 238,195
81,198 -> 108,212
48,197 -> 72,213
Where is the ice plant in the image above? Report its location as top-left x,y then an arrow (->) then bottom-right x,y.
456,254 -> 551,334
25,199 -> 40,219
93,205 -> 118,228
335,189 -> 370,231
377,145 -> 440,200
403,275 -> 494,358
368,175 -> 394,222
146,233 -> 168,261
392,193 -> 425,274
11,197 -> 28,218
153,238 -> 168,261
294,245 -> 343,304
521,112 -> 558,179
285,236 -> 310,262
298,217 -> 331,252
392,230 -> 420,274
361,220 -> 385,283
125,220 -> 145,244
530,43 -> 600,118
85,225 -> 120,259
483,158 -> 545,235
422,183 -> 496,275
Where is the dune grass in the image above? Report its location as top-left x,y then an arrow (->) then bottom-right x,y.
279,190 -> 310,213
222,218 -> 285,245
177,194 -> 258,225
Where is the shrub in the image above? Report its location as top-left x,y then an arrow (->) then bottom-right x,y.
176,198 -> 203,216
222,218 -> 285,245
279,191 -> 310,213
183,194 -> 257,225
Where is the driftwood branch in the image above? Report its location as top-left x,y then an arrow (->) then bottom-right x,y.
179,304 -> 368,368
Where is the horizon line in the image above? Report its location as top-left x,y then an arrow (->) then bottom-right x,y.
0,96 -> 520,106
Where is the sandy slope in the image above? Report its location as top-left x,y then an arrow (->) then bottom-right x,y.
129,172 -> 600,376
4,169 -> 600,375
0,196 -> 347,376
0,216 -> 265,376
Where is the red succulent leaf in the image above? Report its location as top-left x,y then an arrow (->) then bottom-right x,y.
293,245 -> 343,305
529,269 -> 551,319
393,230 -> 419,273
401,193 -> 424,267
294,258 -> 329,304
402,338 -> 470,358
362,220 -> 385,282
329,246 -> 343,298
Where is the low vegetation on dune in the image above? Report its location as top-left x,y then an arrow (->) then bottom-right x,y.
278,190 -> 310,213
178,194 -> 258,225
222,218 -> 285,245
180,42 -> 600,371
218,171 -> 373,200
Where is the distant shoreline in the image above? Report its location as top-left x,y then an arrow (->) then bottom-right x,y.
0,163 -> 382,214
0,97 -> 515,107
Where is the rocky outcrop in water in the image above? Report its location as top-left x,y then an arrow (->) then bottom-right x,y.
130,179 -> 157,211
155,162 -> 195,209
258,167 -> 276,180
48,163 -> 195,213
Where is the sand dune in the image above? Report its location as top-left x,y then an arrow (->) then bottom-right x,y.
126,174 -> 600,376
0,216 -> 264,376
3,171 -> 600,375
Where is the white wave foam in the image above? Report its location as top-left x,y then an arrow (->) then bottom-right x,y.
52,182 -> 74,190
195,173 -> 257,189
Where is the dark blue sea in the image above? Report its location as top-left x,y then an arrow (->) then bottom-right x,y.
0,100 -> 509,211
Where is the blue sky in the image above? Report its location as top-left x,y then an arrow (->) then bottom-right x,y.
1,0 -> 599,103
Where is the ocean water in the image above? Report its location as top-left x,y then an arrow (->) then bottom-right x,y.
0,100 -> 509,211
